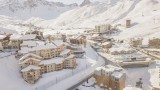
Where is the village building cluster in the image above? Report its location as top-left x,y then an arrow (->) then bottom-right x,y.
129,35 -> 160,59
0,29 -> 88,84
87,21 -> 153,68
108,45 -> 151,68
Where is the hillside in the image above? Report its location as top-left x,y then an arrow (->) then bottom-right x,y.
0,0 -> 160,90
0,0 -> 77,20
0,0 -> 160,40
22,0 -> 160,40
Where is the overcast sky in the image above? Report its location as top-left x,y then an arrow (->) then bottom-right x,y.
47,0 -> 105,5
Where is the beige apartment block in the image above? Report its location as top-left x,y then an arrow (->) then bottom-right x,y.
149,38 -> 160,48
9,34 -> 37,49
95,24 -> 111,34
19,41 -> 77,84
21,65 -> 41,84
94,65 -> 126,90
101,42 -> 112,49
109,46 -> 135,55
25,30 -> 44,40
130,38 -> 143,47
126,19 -> 131,28
69,35 -> 86,45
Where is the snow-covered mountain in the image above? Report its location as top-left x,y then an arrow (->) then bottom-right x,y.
48,0 -> 160,28
0,0 -> 78,19
0,0 -> 160,39
80,0 -> 92,7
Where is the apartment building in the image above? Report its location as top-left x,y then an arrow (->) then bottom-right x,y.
126,19 -> 131,28
19,40 -> 77,84
101,42 -> 112,49
20,41 -> 37,48
94,65 -> 126,90
95,24 -> 111,34
111,72 -> 126,90
69,35 -> 86,45
25,30 -> 44,40
9,34 -> 37,49
130,38 -> 143,47
109,46 -> 135,55
149,38 -> 160,48
21,65 -> 41,84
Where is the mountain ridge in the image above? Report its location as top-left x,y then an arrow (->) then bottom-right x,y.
0,0 -> 78,20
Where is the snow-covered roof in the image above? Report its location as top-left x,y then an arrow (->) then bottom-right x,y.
19,58 -> 41,64
111,71 -> 123,79
52,40 -> 64,46
109,46 -> 133,52
40,57 -> 65,65
65,54 -> 75,59
124,86 -> 142,90
19,43 -> 58,53
146,48 -> 160,52
142,38 -> 149,45
106,65 -> 122,71
10,34 -> 37,40
95,66 -> 115,76
0,27 -> 17,34
60,49 -> 71,56
95,65 -> 124,78
92,34 -> 99,38
19,47 -> 30,54
21,65 -> 41,72
21,41 -> 37,47
30,44 -> 57,51
101,42 -> 111,46
70,35 -> 84,39
111,53 -> 147,60
0,35 -> 6,40
19,53 -> 42,61
10,34 -> 22,40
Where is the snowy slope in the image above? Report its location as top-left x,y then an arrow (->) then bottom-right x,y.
0,0 -> 77,20
0,0 -> 160,38
20,0 -> 160,40
51,0 -> 160,28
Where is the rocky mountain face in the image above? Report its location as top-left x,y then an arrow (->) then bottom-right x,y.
80,0 -> 91,6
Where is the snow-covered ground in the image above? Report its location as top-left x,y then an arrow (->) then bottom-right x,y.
0,0 -> 160,41
77,77 -> 104,90
46,44 -> 105,90
0,0 -> 160,90
125,61 -> 160,90
0,44 -> 105,90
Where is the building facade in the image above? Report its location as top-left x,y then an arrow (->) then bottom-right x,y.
94,65 -> 126,90
19,42 -> 77,84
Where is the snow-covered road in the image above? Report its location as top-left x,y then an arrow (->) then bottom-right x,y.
46,44 -> 105,90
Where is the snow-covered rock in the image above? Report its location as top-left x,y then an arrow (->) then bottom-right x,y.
80,0 -> 91,7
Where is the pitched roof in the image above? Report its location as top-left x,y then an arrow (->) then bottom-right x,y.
21,41 -> 37,47
30,44 -> 57,51
52,40 -> 64,46
21,65 -> 41,72
19,58 -> 41,64
40,57 -> 65,65
10,34 -> 37,40
0,35 -> 7,40
65,54 -> 75,59
60,49 -> 71,56
111,71 -> 123,79
19,53 -> 42,61
101,42 -> 111,46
